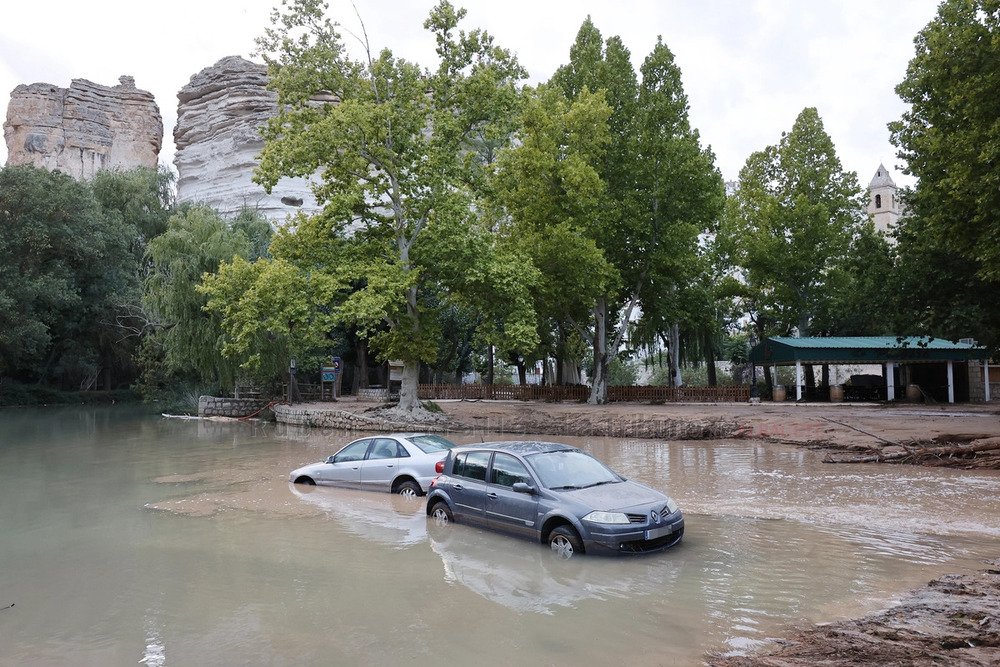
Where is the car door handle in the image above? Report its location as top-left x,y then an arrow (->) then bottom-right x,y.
487,492 -> 498,499
454,484 -> 464,490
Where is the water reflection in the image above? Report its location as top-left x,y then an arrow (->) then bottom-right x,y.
4,408 -> 1000,666
289,484 -> 429,547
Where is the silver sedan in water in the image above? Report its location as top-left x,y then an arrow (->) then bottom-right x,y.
289,433 -> 458,498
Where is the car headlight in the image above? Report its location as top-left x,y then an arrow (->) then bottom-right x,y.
666,497 -> 679,514
583,511 -> 630,525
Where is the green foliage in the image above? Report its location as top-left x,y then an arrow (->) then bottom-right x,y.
499,20 -> 724,402
0,165 -> 140,388
606,357 -> 638,386
90,166 -> 174,261
142,206 -> 270,391
252,0 -> 534,409
649,362 -> 734,387
884,212 -> 1000,351
890,0 -> 1000,281
718,108 -> 867,337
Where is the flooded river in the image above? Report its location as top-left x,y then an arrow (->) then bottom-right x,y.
2,406 -> 999,665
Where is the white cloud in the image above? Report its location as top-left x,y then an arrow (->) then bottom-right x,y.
2,0 -> 938,188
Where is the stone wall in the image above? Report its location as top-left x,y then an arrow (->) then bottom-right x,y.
4,76 -> 162,179
198,395 -> 273,418
272,403 -> 445,432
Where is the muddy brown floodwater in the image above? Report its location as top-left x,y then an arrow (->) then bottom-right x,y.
1,403 -> 999,666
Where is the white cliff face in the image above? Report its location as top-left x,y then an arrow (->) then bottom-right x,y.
3,76 -> 162,180
173,56 -> 321,222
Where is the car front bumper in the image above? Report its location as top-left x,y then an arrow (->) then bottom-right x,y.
584,514 -> 685,555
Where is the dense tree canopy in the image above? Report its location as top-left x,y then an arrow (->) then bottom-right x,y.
890,0 -> 1000,280
250,0 -> 536,410
142,206 -> 272,392
504,19 -> 723,403
0,165 -> 151,390
7,3 -> 996,406
718,107 -> 867,339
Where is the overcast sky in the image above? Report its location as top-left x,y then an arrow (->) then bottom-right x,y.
2,0 -> 942,188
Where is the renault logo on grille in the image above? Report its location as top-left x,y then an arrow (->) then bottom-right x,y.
651,508 -> 661,524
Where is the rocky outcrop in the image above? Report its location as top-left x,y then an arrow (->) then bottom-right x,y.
173,56 -> 323,221
3,76 -> 162,180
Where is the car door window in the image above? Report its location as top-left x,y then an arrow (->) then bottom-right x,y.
333,440 -> 370,463
454,451 -> 490,481
368,438 -> 399,460
490,453 -> 532,488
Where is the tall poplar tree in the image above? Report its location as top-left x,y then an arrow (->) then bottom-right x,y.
543,21 -> 723,403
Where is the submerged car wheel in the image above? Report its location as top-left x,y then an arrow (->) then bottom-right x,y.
396,480 -> 421,499
293,477 -> 316,485
429,501 -> 453,526
548,525 -> 583,559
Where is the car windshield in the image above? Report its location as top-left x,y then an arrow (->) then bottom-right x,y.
525,450 -> 622,490
407,434 -> 457,454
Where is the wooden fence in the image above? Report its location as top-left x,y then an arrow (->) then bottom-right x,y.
268,382 -> 750,403
417,384 -> 750,403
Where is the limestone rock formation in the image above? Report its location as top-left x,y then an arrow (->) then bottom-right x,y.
3,76 -> 162,180
174,56 -> 322,221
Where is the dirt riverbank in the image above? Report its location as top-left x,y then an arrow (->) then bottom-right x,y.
284,397 -> 1000,665
317,398 -> 1000,468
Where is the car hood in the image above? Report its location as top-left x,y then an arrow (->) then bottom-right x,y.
557,480 -> 668,511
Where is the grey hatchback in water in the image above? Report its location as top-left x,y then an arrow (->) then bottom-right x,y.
425,441 -> 684,558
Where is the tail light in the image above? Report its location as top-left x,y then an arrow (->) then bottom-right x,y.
435,460 -> 445,474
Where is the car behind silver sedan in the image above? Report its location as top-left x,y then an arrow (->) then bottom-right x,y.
425,441 -> 684,558
289,433 -> 457,497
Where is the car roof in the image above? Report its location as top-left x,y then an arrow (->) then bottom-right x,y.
456,441 -> 577,456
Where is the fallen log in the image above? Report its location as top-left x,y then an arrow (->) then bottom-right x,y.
825,438 -> 1000,464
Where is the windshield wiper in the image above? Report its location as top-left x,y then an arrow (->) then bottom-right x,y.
549,484 -> 581,490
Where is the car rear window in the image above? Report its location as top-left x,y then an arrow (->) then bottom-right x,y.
408,434 -> 457,453
453,451 -> 490,481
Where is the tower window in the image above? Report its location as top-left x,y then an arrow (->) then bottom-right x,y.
875,194 -> 882,209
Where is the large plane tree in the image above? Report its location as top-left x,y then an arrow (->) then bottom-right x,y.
250,0 -> 536,411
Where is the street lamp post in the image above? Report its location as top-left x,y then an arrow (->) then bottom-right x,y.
288,355 -> 297,405
749,336 -> 759,403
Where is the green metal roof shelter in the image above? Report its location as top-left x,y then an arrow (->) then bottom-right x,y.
748,336 -> 991,403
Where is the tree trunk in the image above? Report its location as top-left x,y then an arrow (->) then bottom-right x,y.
670,323 -> 682,387
486,344 -> 495,386
588,298 -> 609,404
353,338 -> 369,392
705,332 -> 717,387
516,355 -> 527,386
398,360 -> 421,411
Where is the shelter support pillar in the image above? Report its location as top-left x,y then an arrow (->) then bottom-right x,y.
795,361 -> 802,401
986,363 -> 992,402
886,362 -> 895,401
947,360 -> 955,403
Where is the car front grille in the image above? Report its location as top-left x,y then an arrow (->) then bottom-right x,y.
626,513 -> 646,524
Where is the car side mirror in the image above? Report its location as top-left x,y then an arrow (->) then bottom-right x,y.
512,482 -> 535,494
326,456 -> 335,464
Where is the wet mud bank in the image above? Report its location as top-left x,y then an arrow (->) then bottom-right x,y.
707,559 -> 1000,667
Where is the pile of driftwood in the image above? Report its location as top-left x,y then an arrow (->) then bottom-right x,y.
825,436 -> 1000,469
